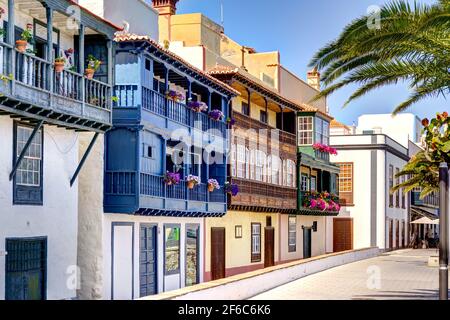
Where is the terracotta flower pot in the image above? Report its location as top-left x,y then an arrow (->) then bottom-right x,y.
208,184 -> 215,192
85,68 -> 95,79
15,40 -> 27,53
187,181 -> 195,189
54,62 -> 65,73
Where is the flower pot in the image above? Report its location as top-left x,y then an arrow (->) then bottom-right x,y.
208,184 -> 215,192
15,40 -> 27,53
187,181 -> 195,189
54,62 -> 65,73
85,68 -> 95,79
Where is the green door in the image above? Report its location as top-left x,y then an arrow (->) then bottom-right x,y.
5,238 -> 47,300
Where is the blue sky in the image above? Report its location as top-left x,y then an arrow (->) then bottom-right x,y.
177,0 -> 447,125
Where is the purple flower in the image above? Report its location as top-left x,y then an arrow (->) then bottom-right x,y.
225,182 -> 239,196
164,171 -> 181,185
209,109 -> 224,121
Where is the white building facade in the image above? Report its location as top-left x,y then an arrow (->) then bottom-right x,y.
327,133 -> 410,252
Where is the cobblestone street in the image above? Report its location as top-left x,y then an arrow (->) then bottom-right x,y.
251,249 -> 450,300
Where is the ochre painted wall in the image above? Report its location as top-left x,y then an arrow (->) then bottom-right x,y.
204,211 -> 280,280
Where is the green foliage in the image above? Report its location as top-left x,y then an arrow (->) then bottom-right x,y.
20,29 -> 33,43
309,0 -> 450,114
86,54 -> 102,71
392,112 -> 450,197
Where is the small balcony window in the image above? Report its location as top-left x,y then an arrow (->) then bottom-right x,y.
298,116 -> 313,145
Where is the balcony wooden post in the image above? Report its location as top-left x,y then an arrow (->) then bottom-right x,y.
281,105 -> 285,131
78,24 -> 85,113
246,88 -> 251,115
7,0 -> 15,93
107,39 -> 113,113
164,66 -> 169,117
46,7 -> 54,93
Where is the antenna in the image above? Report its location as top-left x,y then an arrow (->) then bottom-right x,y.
219,0 -> 224,28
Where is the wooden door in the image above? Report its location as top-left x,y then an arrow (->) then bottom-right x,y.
264,227 -> 275,268
333,218 -> 353,252
396,220 -> 400,249
211,228 -> 225,280
389,219 -> 394,250
5,238 -> 47,300
303,228 -> 312,259
139,224 -> 157,297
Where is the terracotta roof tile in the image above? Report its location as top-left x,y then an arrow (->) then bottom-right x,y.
114,33 -> 240,96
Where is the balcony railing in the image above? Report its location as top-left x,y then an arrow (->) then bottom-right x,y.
116,86 -> 227,135
104,171 -> 226,205
315,149 -> 330,162
411,191 -> 439,208
0,41 -> 112,131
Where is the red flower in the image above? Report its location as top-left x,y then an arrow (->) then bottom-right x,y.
422,118 -> 429,126
442,112 -> 448,119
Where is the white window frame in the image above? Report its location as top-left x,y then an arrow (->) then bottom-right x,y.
16,126 -> 42,187
288,216 -> 297,252
298,116 -> 313,145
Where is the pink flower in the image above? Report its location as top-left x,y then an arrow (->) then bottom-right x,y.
310,199 -> 318,209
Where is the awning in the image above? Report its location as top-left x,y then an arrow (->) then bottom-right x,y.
411,217 -> 439,225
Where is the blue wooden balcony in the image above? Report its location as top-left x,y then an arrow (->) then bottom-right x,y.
113,85 -> 227,137
104,171 -> 226,216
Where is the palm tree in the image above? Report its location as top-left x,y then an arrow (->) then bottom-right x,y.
309,0 -> 450,114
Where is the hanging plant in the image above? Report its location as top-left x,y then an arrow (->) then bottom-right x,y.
224,182 -> 239,196
312,143 -> 338,155
226,117 -> 235,127
187,100 -> 208,113
303,191 -> 340,212
209,109 -> 224,121
207,179 -> 220,192
164,171 -> 181,186
166,89 -> 185,102
186,175 -> 200,189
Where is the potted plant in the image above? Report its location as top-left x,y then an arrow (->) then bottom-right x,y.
54,57 -> 66,73
224,182 -> 239,196
226,117 -> 235,127
166,89 -> 185,102
16,25 -> 33,53
85,54 -> 101,79
187,100 -> 208,113
209,109 -> 224,121
164,171 -> 180,186
0,8 -> 5,38
207,179 -> 220,192
186,175 -> 200,189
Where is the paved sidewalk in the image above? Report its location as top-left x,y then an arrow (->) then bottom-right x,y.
251,249 -> 449,300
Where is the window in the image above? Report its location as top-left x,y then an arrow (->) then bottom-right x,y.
315,117 -> 330,145
298,117 -> 313,145
251,223 -> 261,262
338,163 -> 353,206
255,151 -> 266,182
288,216 -> 297,252
236,144 -> 246,178
164,225 -> 180,275
389,165 -> 394,207
310,176 -> 317,191
241,102 -> 250,116
230,144 -> 236,177
271,155 -> 282,185
13,124 -> 43,205
301,174 -> 310,192
395,168 -> 400,208
143,144 -> 154,158
260,110 -> 267,123
285,160 -> 295,188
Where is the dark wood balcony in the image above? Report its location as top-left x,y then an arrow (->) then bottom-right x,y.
229,177 -> 297,212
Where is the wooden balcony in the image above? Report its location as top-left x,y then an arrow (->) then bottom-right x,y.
411,191 -> 439,208
0,0 -> 119,132
229,177 -> 297,212
114,86 -> 227,137
104,171 -> 227,216
232,111 -> 297,159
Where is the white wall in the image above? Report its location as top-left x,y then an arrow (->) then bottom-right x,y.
357,113 -> 422,148
78,0 -> 159,41
102,214 -> 205,300
0,117 -> 79,300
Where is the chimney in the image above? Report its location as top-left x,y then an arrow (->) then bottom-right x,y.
307,67 -> 321,91
152,0 -> 179,43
